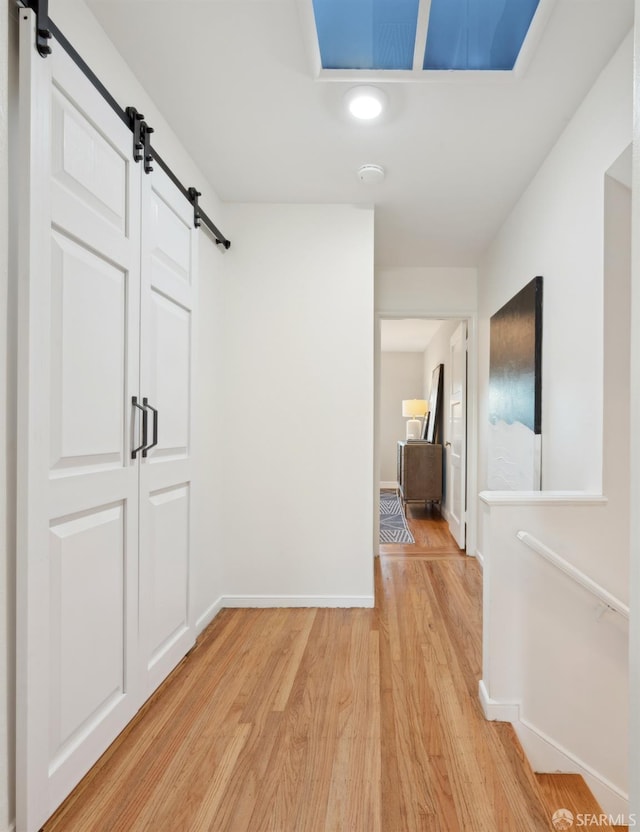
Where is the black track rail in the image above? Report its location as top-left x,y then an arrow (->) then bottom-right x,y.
23,0 -> 231,250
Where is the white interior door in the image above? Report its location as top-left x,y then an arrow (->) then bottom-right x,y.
138,166 -> 197,697
446,322 -> 467,549
17,12 -> 142,831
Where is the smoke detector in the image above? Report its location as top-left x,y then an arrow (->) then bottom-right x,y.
357,164 -> 385,185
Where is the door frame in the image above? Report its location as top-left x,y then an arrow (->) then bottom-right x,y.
445,320 -> 468,549
374,310 -> 478,557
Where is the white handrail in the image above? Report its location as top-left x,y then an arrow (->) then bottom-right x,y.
516,530 -> 629,620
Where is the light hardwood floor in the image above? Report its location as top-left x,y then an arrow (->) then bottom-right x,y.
380,498 -> 462,558
44,515 -> 595,831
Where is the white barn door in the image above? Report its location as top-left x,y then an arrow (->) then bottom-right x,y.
138,167 -> 197,698
17,11 -> 198,831
18,12 -> 142,831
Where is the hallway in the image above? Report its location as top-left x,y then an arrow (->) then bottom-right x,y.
41,539 -> 567,832
379,500 -> 465,558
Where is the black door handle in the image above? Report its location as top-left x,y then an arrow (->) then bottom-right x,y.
142,398 -> 158,458
131,396 -> 148,459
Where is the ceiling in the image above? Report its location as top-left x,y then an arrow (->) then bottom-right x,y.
380,319 -> 444,352
87,0 -> 633,268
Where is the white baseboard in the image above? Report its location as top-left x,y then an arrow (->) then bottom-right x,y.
475,549 -> 484,569
514,716 -> 629,819
221,595 -> 375,609
380,481 -> 398,490
195,594 -> 375,634
477,681 -> 628,818
478,680 -> 520,722
195,596 -> 225,635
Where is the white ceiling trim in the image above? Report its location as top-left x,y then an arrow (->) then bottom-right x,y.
412,0 -> 433,72
511,0 -> 559,79
316,67 -> 518,84
295,0 -> 322,78
299,0 -> 560,83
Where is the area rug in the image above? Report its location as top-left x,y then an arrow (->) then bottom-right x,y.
379,490 -> 415,544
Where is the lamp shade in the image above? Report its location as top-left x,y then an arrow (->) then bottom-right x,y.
402,399 -> 428,418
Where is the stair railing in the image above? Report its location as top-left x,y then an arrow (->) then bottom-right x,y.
516,530 -> 629,620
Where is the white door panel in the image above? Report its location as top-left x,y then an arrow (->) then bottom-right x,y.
48,469 -> 139,520
49,231 -> 127,473
145,458 -> 192,493
148,291 -> 191,457
151,254 -> 192,302
18,13 -> 141,831
447,323 -> 467,550
49,503 -> 125,764
151,189 -> 192,281
51,87 -> 128,233
147,485 -> 190,670
139,167 -> 197,698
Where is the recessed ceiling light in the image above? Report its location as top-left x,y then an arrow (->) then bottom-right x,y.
345,86 -> 387,120
357,164 -> 385,184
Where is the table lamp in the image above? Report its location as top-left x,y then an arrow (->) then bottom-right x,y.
402,399 -> 428,440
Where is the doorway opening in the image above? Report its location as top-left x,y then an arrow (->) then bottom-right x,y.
375,316 -> 471,557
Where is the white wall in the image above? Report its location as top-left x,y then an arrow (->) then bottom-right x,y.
423,318 -> 462,433
1,4 -> 13,829
603,173 -> 632,569
480,494 -> 629,815
219,203 -> 375,604
379,352 -> 424,483
478,32 -> 633,494
629,2 -> 640,815
478,33 -> 633,817
376,267 -> 477,317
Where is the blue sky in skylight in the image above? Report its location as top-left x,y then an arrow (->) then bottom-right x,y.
312,0 -> 420,70
423,0 -> 540,70
312,0 -> 540,72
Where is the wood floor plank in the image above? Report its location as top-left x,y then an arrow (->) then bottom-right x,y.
223,610 -> 347,832
45,513 -> 564,832
189,723 -> 253,832
271,608 -> 317,712
537,773 -> 628,830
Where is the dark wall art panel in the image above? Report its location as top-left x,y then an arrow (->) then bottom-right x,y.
424,363 -> 444,443
488,276 -> 543,490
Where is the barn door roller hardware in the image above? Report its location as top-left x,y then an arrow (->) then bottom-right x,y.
188,188 -> 202,229
126,108 -> 154,174
33,0 -> 52,56
21,0 -> 231,250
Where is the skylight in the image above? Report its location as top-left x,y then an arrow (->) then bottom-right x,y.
311,0 -> 541,72
424,0 -> 540,71
312,0 -> 420,70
